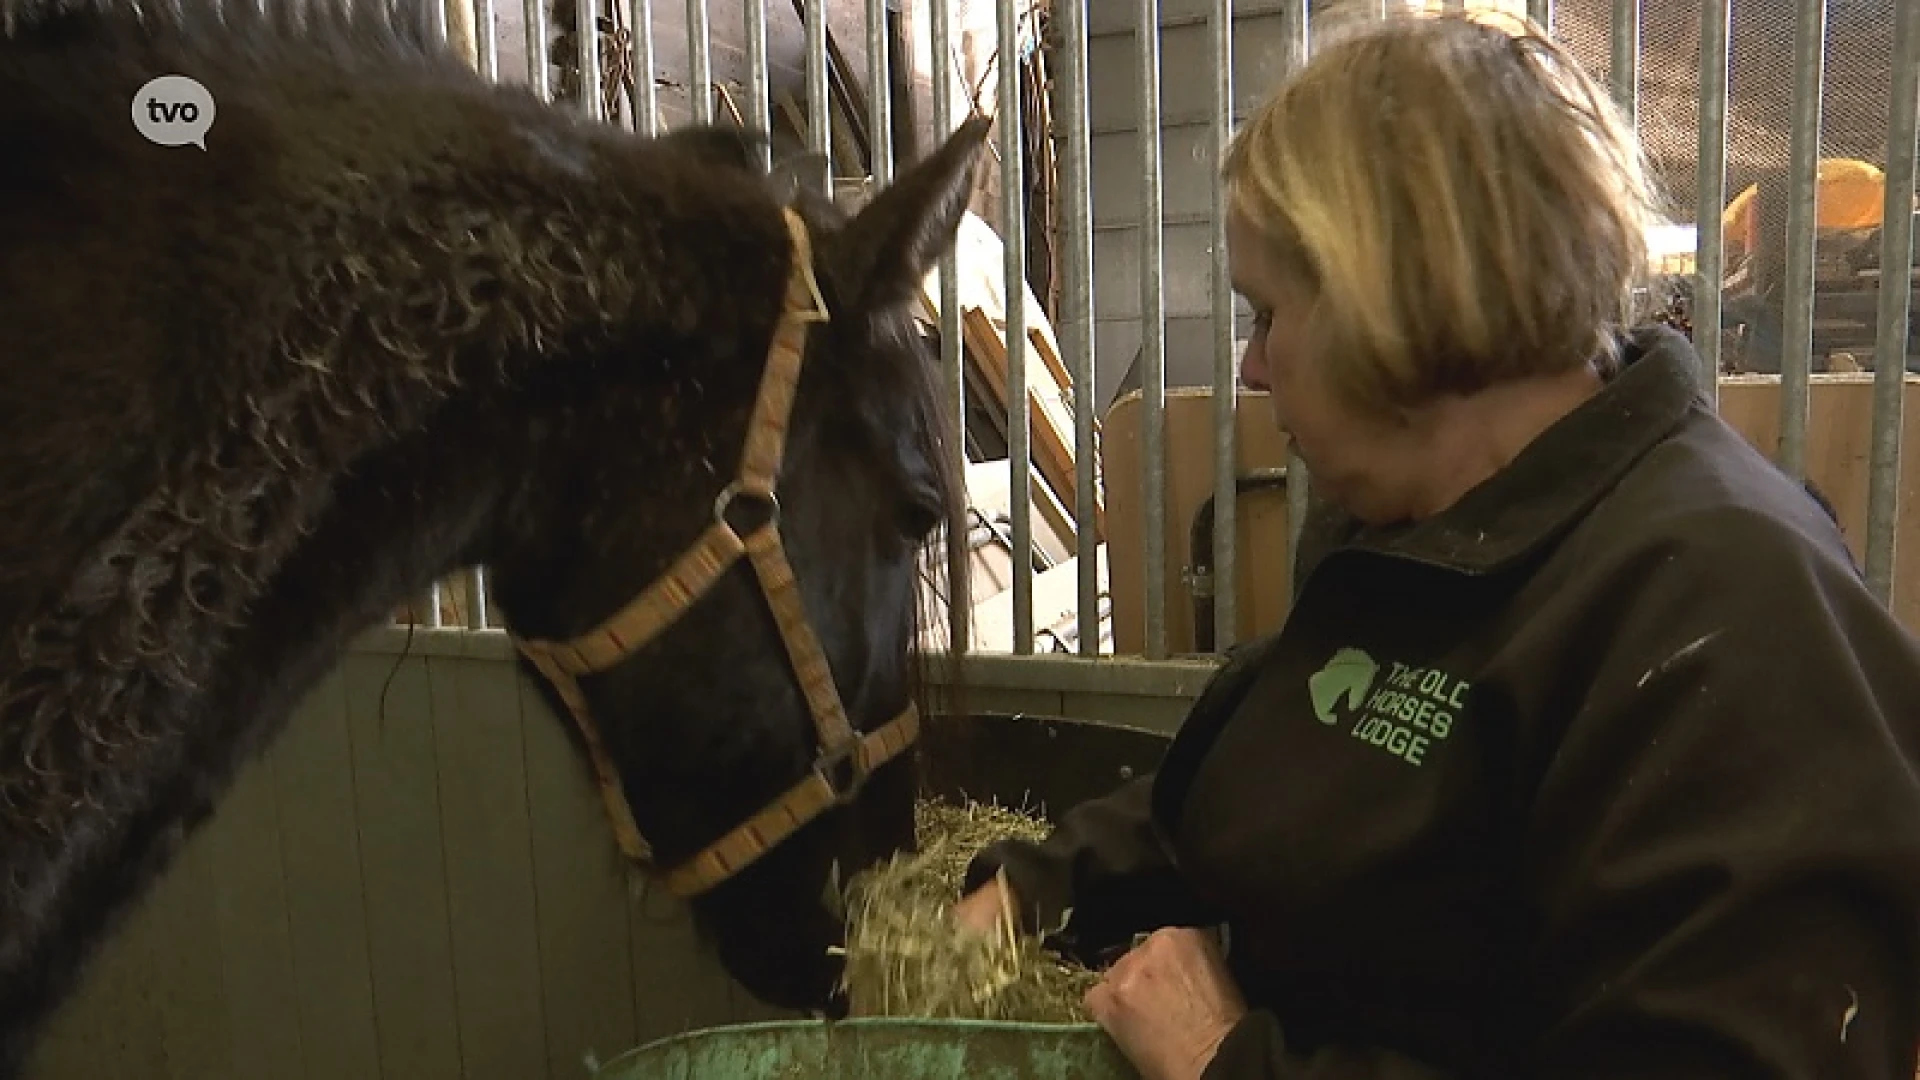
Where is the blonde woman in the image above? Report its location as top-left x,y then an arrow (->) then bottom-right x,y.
955,11 -> 1920,1080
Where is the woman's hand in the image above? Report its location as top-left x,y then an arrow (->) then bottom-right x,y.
951,873 -> 1013,935
1085,927 -> 1246,1080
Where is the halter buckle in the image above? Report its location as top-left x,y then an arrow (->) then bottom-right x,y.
811,737 -> 871,808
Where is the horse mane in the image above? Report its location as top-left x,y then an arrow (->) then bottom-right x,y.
0,0 -> 804,829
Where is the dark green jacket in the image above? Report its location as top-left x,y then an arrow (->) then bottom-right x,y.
965,326 -> 1920,1079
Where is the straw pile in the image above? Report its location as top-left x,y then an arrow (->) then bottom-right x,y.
832,797 -> 1103,1023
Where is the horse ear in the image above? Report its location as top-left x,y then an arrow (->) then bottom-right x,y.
651,124 -> 768,173
767,150 -> 833,206
830,113 -> 991,309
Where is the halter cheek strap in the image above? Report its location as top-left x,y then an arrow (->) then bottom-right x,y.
511,208 -> 922,900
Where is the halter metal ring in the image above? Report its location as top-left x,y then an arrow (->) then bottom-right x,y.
713,481 -> 780,535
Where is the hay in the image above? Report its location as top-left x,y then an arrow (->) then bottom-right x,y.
832,797 -> 1103,1024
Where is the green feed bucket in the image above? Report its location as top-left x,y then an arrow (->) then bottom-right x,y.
588,1019 -> 1143,1080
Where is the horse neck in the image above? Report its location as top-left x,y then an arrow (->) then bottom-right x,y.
0,393 -> 521,1075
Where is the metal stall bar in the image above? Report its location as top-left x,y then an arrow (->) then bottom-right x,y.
425,0 -> 453,631
688,0 -> 712,124
1527,0 -> 1552,34
1001,0 -> 1033,654
1776,0 -> 1826,480
468,565 -> 491,629
1866,0 -> 1918,604
526,0 -> 551,99
1608,0 -> 1639,130
1283,0 -> 1310,576
746,0 -> 771,168
930,0 -> 969,653
630,0 -> 658,133
805,0 -> 831,186
475,0 -> 498,81
1209,0 -> 1238,651
1055,0 -> 1100,655
1139,0 -> 1169,660
1693,0 -> 1730,398
866,0 -> 892,184
579,0 -> 604,121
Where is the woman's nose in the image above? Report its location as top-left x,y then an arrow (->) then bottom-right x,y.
1239,337 -> 1271,392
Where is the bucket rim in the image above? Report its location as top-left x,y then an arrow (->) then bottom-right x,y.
593,1016 -> 1112,1074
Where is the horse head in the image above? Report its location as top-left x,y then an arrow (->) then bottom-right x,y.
486,116 -> 989,1013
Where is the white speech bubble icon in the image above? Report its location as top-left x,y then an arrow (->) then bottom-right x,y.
131,74 -> 216,150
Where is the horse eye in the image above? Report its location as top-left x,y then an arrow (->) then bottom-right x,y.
899,494 -> 944,539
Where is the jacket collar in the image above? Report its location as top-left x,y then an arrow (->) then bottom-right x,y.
1331,325 -> 1707,576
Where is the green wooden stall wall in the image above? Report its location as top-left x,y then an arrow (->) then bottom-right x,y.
20,629 -> 1210,1080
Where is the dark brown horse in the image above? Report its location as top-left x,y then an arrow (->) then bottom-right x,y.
0,0 -> 987,1071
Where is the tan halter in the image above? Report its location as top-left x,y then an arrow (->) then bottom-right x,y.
511,208 -> 923,900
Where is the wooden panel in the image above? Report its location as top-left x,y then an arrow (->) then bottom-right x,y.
1102,387 -> 1295,657
520,673 -> 640,1076
431,656 -> 551,1080
1101,377 -> 1920,658
342,653 -> 465,1080
206,749 -> 307,1075
1714,375 -> 1920,631
273,672 -> 383,1080
145,825 -> 234,1080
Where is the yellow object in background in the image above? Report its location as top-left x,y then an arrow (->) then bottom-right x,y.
1722,157 -> 1887,259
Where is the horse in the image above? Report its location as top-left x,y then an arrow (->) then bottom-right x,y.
0,0 -> 989,1070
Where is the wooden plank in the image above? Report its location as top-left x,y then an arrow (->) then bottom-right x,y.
627,889 -> 742,1047
206,750 -> 307,1076
342,652 -> 465,1080
1102,388 -> 1296,656
971,547 -> 1109,654
81,872 -> 172,1078
144,819 -> 234,1080
1714,374 -> 1920,632
23,942 -> 115,1080
962,306 -> 1103,541
519,675 -> 638,1077
430,657 -> 550,1080
273,672 -> 383,1080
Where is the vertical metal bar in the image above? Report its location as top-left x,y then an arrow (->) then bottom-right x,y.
468,569 -> 490,630
428,582 -> 447,628
432,0 -> 449,41
931,0 -> 968,653
1608,0 -> 1639,131
1527,0 -> 1553,32
1138,0 -> 1168,659
525,0 -> 551,100
746,0 -> 772,167
805,0 -> 832,177
1000,0 -> 1032,654
1210,0 -> 1237,651
867,0 -> 893,183
578,0 -> 603,120
1776,0 -> 1826,480
475,0 -> 498,82
1283,0 -> 1310,573
686,0 -> 712,124
630,0 -> 657,134
1866,0 -> 1917,604
1056,0 -> 1099,655
1694,0 -> 1730,399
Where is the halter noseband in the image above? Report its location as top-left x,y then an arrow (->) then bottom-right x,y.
511,208 -> 923,900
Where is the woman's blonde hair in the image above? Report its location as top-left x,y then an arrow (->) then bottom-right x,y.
1222,8 -> 1670,415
